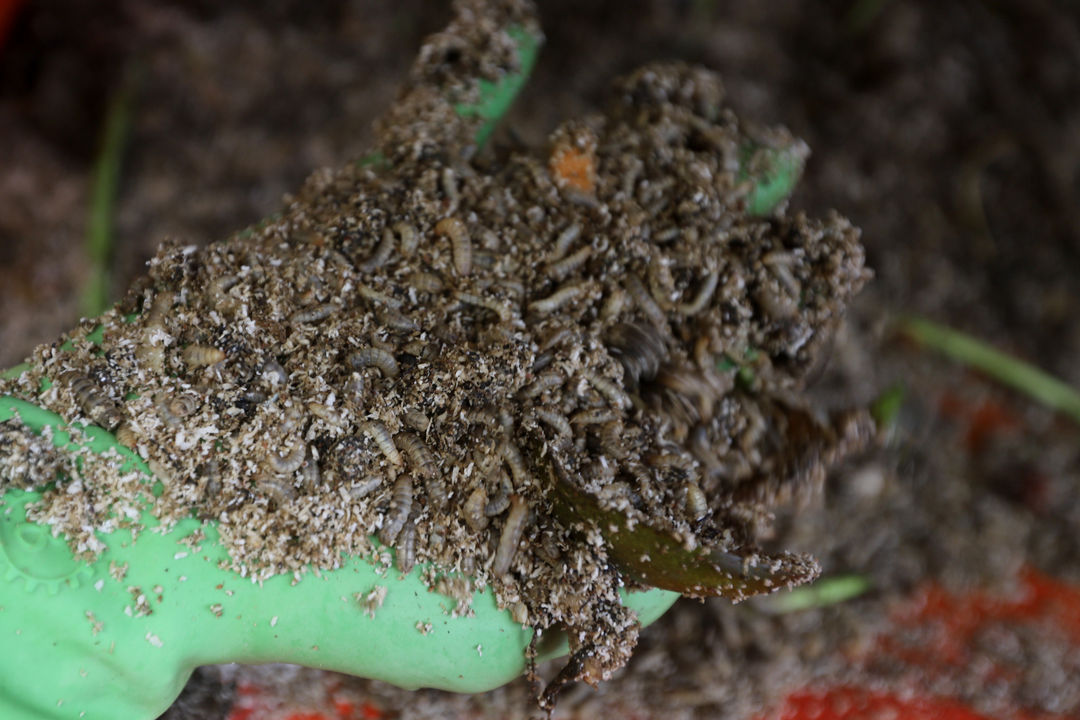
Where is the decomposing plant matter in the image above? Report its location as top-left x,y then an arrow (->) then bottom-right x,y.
0,0 -> 871,704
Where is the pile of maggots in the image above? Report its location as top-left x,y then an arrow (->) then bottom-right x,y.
0,0 -> 870,701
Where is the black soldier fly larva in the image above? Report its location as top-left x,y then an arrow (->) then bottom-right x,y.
348,348 -> 399,379
289,302 -> 341,326
182,345 -> 226,368
463,486 -> 489,531
379,473 -> 414,545
60,370 -> 124,431
434,216 -> 472,277
362,420 -> 403,467
492,494 -> 528,577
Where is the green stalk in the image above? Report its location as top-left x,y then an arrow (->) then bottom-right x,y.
898,315 -> 1080,425
82,69 -> 138,317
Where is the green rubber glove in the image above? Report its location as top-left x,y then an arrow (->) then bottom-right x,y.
0,395 -> 677,720
0,3 -> 810,717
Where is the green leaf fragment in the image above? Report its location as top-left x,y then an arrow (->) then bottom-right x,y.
453,25 -> 542,148
543,454 -> 819,600
899,315 -> 1080,426
738,139 -> 808,217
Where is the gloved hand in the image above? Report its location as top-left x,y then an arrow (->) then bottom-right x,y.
0,2 -> 813,718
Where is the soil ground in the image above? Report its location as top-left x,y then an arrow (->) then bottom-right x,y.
2,1 -> 1079,719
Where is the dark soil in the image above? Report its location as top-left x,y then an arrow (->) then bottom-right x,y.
2,1 -> 1079,719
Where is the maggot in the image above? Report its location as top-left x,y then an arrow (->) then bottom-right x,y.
546,246 -> 592,280
456,291 -> 517,323
308,402 -> 346,427
492,495 -> 528,576
289,302 -> 341,326
434,217 -> 471,277
378,474 -> 413,545
348,348 -> 399,378
518,372 -> 564,399
356,283 -> 403,310
676,271 -> 720,316
61,371 -> 123,431
115,423 -> 137,448
396,431 -> 438,479
533,407 -> 572,437
549,222 -> 581,261
684,481 -> 709,520
395,522 -> 417,574
624,273 -> 667,328
362,420 -> 402,466
182,345 -> 226,368
581,369 -> 632,410
394,222 -> 419,256
403,408 -> 430,433
570,407 -> 617,426
528,281 -> 592,314
500,441 -> 528,485
463,486 -> 489,531
359,227 -> 396,273
408,271 -> 445,294
258,473 -> 297,507
266,439 -> 307,474
155,391 -> 199,427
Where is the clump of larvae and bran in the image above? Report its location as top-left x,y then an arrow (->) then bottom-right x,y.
0,1 -> 870,704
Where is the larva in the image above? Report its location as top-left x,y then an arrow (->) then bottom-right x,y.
463,486 -> 489,531
549,222 -> 581,261
528,281 -> 591,314
61,371 -> 123,431
144,290 -> 174,326
348,348 -> 399,379
359,227 -> 396,273
308,402 -> 346,427
378,474 -> 413,545
258,473 -> 297,506
684,481 -> 708,520
394,222 -> 419,257
570,407 -> 617,426
484,489 -> 510,517
500,441 -> 528,485
349,476 -> 383,499
182,345 -> 226,368
434,217 -> 471,277
289,302 -> 341,325
395,522 -> 417,574
155,391 -> 199,427
441,166 -> 459,211
492,495 -> 528,576
377,306 -> 420,332
676,271 -> 720,316
624,273 -> 667,328
362,420 -> 402,466
546,246 -> 591,280
581,370 -> 632,410
408,271 -> 445,295
115,423 -> 137,449
396,431 -> 438,479
519,372 -> 564,399
266,439 -> 307,474
356,283 -> 403,310
403,408 -> 430,433
533,407 -> 572,437
300,455 -> 321,490
599,285 -> 629,321
455,291 -> 516,323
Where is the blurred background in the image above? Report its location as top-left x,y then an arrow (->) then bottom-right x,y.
2,1 -> 1079,718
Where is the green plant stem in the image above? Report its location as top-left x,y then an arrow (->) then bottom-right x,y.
898,315 -> 1080,425
83,68 -> 138,317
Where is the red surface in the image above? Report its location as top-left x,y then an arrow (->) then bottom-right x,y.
760,566 -> 1080,720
